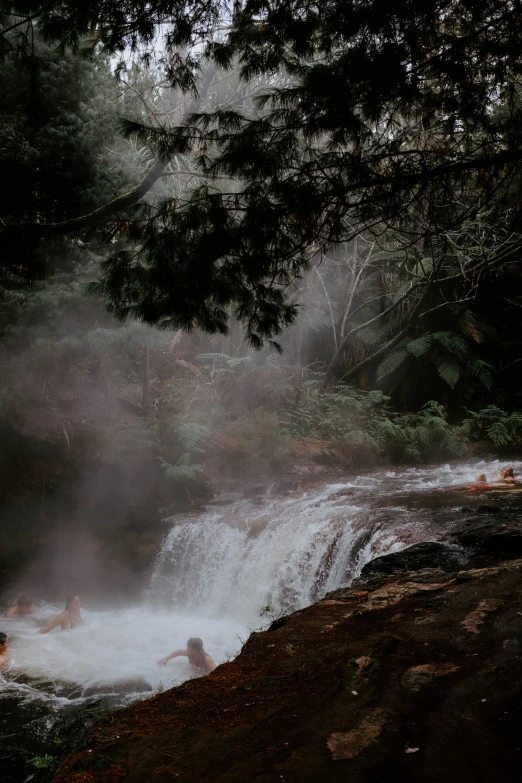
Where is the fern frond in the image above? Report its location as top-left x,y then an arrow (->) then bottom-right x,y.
161,455 -> 203,483
176,422 -> 211,452
406,333 -> 433,357
466,359 -> 493,389
485,422 -> 512,446
377,348 -> 409,380
434,356 -> 461,388
357,327 -> 380,346
432,331 -> 467,355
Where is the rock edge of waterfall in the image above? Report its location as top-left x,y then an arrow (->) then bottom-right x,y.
53,510 -> 522,783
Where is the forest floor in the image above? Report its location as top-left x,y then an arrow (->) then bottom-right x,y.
52,505 -> 522,783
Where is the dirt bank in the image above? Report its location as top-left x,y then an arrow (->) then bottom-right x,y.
53,528 -> 522,783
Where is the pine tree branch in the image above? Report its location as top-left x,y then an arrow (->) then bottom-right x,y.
0,5 -> 52,38
0,62 -> 218,244
18,158 -> 168,240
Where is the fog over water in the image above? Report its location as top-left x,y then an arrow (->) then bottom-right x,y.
1,458 -> 520,779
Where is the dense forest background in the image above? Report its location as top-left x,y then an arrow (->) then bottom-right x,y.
2,0 -> 522,589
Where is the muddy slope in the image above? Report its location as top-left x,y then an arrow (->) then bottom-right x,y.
53,524 -> 522,783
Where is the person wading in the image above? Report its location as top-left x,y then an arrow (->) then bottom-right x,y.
4,595 -> 34,618
157,637 -> 216,675
37,595 -> 84,634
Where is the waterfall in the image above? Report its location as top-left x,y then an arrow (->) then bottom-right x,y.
149,495 -> 373,623
2,457 -> 519,783
149,460 -> 493,624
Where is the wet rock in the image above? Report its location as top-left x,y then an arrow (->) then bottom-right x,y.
476,504 -> 504,514
354,656 -> 373,672
360,542 -> 465,579
451,518 -> 522,557
401,663 -> 460,691
327,708 -> 389,760
267,615 -> 289,632
54,557 -> 522,783
461,598 -> 503,634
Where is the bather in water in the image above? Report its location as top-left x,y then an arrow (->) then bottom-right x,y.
0,632 -> 10,670
157,637 -> 216,676
37,595 -> 84,634
4,595 -> 34,618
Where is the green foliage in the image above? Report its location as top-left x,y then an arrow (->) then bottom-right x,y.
370,401 -> 468,462
464,406 -> 522,446
377,349 -> 410,380
283,384 -> 388,440
377,328 -> 493,392
282,382 -> 467,463
161,454 -> 204,484
29,754 -> 58,771
434,356 -> 461,389
25,0 -> 522,347
176,422 -> 211,453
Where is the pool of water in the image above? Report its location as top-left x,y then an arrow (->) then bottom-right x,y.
2,457 -> 521,781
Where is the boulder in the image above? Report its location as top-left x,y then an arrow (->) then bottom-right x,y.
359,541 -> 466,579
53,557 -> 522,783
451,517 -> 522,558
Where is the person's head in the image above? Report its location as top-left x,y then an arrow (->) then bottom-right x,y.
187,637 -> 203,653
17,595 -> 33,614
503,466 -> 514,478
477,473 -> 486,482
65,595 -> 80,611
0,632 -> 7,652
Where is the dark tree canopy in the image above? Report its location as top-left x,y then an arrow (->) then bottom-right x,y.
3,0 -> 522,346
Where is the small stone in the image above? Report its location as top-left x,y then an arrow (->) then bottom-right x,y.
402,663 -> 460,691
405,747 -> 420,754
354,656 -> 372,671
327,709 -> 388,760
351,690 -> 358,695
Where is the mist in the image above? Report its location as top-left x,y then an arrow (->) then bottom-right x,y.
3,4 -> 522,782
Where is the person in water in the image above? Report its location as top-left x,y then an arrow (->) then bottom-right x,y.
157,637 -> 216,675
490,466 -> 516,485
468,466 -> 517,490
4,594 -> 34,618
37,595 -> 84,634
0,632 -> 9,670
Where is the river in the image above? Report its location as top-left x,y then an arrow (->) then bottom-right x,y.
2,458 -> 520,780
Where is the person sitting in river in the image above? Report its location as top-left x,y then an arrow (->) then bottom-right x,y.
37,595 -> 84,634
4,594 -> 34,618
490,466 -> 516,486
464,466 -> 518,491
157,637 -> 216,676
0,632 -> 10,670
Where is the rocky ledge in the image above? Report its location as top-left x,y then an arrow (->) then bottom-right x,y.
54,514 -> 522,783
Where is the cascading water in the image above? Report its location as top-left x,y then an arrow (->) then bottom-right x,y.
149,459 -> 509,622
150,493 -> 391,622
2,458 -> 520,781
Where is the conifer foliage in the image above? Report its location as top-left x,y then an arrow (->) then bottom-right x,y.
3,1 -> 522,346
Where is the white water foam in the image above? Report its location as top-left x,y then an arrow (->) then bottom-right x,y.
3,606 -> 246,708
150,458 -> 522,623
2,458 -> 521,710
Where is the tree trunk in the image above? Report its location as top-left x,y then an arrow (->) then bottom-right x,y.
142,347 -> 151,412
